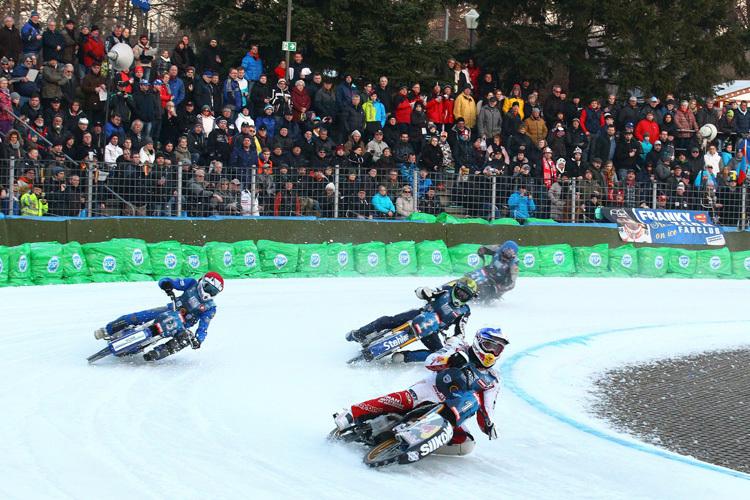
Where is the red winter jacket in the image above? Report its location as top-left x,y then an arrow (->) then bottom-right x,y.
83,36 -> 105,67
393,94 -> 412,124
426,92 -> 443,124
635,118 -> 660,144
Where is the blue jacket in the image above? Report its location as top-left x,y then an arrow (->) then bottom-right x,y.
11,65 -> 39,97
508,190 -> 536,220
372,192 -> 395,214
422,284 -> 471,338
223,77 -> 242,111
159,277 -> 216,342
167,77 -> 185,107
21,20 -> 42,54
230,147 -> 258,185
336,82 -> 357,111
241,52 -> 263,82
256,115 -> 276,137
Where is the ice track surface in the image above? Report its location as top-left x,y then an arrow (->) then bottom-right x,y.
1,276 -> 749,500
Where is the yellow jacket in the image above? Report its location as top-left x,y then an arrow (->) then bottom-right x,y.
453,93 -> 477,129
21,191 -> 49,216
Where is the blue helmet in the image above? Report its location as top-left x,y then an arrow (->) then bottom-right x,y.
500,241 -> 519,260
471,327 -> 509,368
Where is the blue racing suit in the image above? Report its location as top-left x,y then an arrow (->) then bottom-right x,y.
350,284 -> 470,362
105,277 -> 216,344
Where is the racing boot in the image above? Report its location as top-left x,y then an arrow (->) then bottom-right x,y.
345,329 -> 364,342
390,353 -> 405,363
94,327 -> 108,340
333,408 -> 354,431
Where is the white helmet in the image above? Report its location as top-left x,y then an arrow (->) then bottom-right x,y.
198,272 -> 224,301
471,327 -> 509,368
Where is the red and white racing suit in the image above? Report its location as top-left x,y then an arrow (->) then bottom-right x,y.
349,341 -> 500,446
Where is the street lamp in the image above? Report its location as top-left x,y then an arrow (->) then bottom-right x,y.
465,9 -> 479,50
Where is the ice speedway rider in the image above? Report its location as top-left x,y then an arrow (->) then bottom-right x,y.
94,272 -> 224,358
346,277 -> 478,362
476,240 -> 520,299
334,327 -> 509,455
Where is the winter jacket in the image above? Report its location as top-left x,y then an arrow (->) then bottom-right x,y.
635,118 -> 660,144
291,86 -> 311,123
83,35 -> 105,67
335,82 -> 357,111
20,191 -> 48,216
580,105 -> 604,135
223,77 -> 242,111
674,108 -> 698,139
41,62 -> 70,100
523,115 -> 547,144
453,93 -> 477,129
21,19 -> 42,54
0,24 -> 23,60
372,192 -> 395,215
340,103 -> 366,137
478,104 -> 503,139
42,28 -> 65,62
241,52 -> 263,82
508,190 -> 536,220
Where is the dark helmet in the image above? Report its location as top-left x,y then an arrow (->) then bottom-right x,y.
500,240 -> 519,260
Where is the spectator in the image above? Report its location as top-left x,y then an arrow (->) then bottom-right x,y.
12,56 -> 39,104
198,38 -> 222,75
453,84 -> 477,130
241,44 -> 263,87
82,25 -> 105,72
395,185 -> 415,218
186,169 -> 222,216
508,183 -> 535,223
21,11 -> 43,62
291,79 -> 311,123
274,180 -> 300,216
674,100 -> 699,154
0,16 -> 22,62
79,61 -> 104,123
372,184 -> 396,218
41,19 -> 64,63
418,186 -> 443,215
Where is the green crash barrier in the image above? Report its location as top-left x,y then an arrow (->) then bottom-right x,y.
416,240 -> 453,276
405,213 -> 437,223
297,243 -> 329,276
448,243 -> 483,274
9,242 -> 32,286
696,248 -> 731,278
327,242 -> 358,277
490,218 -> 520,225
116,238 -> 154,282
637,247 -> 669,277
518,246 -> 541,276
147,241 -> 185,278
0,238 -> 749,287
182,244 -> 210,278
0,245 -> 9,285
62,242 -> 90,283
30,242 -> 65,285
231,240 -> 260,277
731,250 -> 750,278
574,244 -> 610,276
538,244 -> 576,276
257,240 -> 299,274
668,248 -> 698,276
354,241 -> 388,276
608,244 -> 639,276
386,241 -> 418,276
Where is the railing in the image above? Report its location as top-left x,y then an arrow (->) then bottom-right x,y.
2,158 -> 746,227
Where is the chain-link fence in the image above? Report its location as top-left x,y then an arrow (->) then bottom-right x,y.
2,158 -> 747,227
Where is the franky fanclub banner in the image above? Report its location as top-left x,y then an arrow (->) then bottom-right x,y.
602,208 -> 725,245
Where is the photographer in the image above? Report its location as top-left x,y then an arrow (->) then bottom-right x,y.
20,182 -> 48,216
507,183 -> 535,224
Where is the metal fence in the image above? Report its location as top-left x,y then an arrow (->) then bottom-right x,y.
3,158 -> 747,227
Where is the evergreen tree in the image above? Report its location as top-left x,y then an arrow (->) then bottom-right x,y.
177,0 -> 452,84
473,0 -> 750,99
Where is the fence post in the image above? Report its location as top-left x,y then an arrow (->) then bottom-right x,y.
412,171 -> 418,214
490,175 -> 497,221
87,168 -> 94,217
652,180 -> 657,208
7,159 -> 15,216
742,186 -> 748,230
569,178 -> 576,223
176,165 -> 183,216
250,165 -> 257,215
334,165 -> 340,218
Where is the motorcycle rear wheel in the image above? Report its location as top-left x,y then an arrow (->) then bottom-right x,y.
363,438 -> 404,468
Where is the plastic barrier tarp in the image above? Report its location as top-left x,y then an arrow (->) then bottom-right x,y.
116,238 -> 154,282
232,240 -> 261,277
695,248 -> 731,277
354,242 -> 388,276
147,241 -> 186,278
385,241 -> 417,276
416,240 -> 453,276
538,244 -> 575,276
574,244 -> 609,276
204,241 -> 241,278
449,243 -> 483,274
517,246 -> 542,276
668,248 -> 697,276
608,244 -> 639,276
297,243 -> 329,275
327,242 -> 357,277
181,244 -> 210,278
62,242 -> 89,283
0,245 -> 8,284
257,240 -> 299,274
637,247 -> 668,277
82,241 -> 123,282
30,242 -> 65,284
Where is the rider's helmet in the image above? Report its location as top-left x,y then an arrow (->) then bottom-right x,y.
198,272 -> 224,301
451,277 -> 478,306
499,240 -> 519,261
470,327 -> 509,368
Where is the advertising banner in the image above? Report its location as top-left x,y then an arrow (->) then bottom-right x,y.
602,207 -> 725,245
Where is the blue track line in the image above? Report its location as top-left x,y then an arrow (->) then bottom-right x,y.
499,320 -> 750,481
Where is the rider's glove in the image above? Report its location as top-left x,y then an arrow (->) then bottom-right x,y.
415,286 -> 434,300
159,280 -> 174,292
485,422 -> 498,440
477,246 -> 488,257
190,337 -> 201,349
447,351 -> 469,368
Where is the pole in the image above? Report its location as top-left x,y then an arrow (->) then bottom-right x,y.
444,9 -> 450,42
176,165 -> 183,216
285,0 -> 292,81
8,159 -> 15,215
490,176 -> 497,221
156,11 -> 161,50
87,167 -> 93,217
469,29 -> 473,49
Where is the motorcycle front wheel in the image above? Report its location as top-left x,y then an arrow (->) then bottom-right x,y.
363,438 -> 404,468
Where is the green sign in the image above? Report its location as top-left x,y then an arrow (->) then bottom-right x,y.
282,41 -> 297,51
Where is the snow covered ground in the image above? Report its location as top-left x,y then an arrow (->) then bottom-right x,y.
1,276 -> 749,499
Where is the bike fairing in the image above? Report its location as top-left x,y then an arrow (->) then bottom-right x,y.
104,277 -> 216,343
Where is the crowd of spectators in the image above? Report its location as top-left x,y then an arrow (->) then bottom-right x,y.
0,12 -> 746,226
